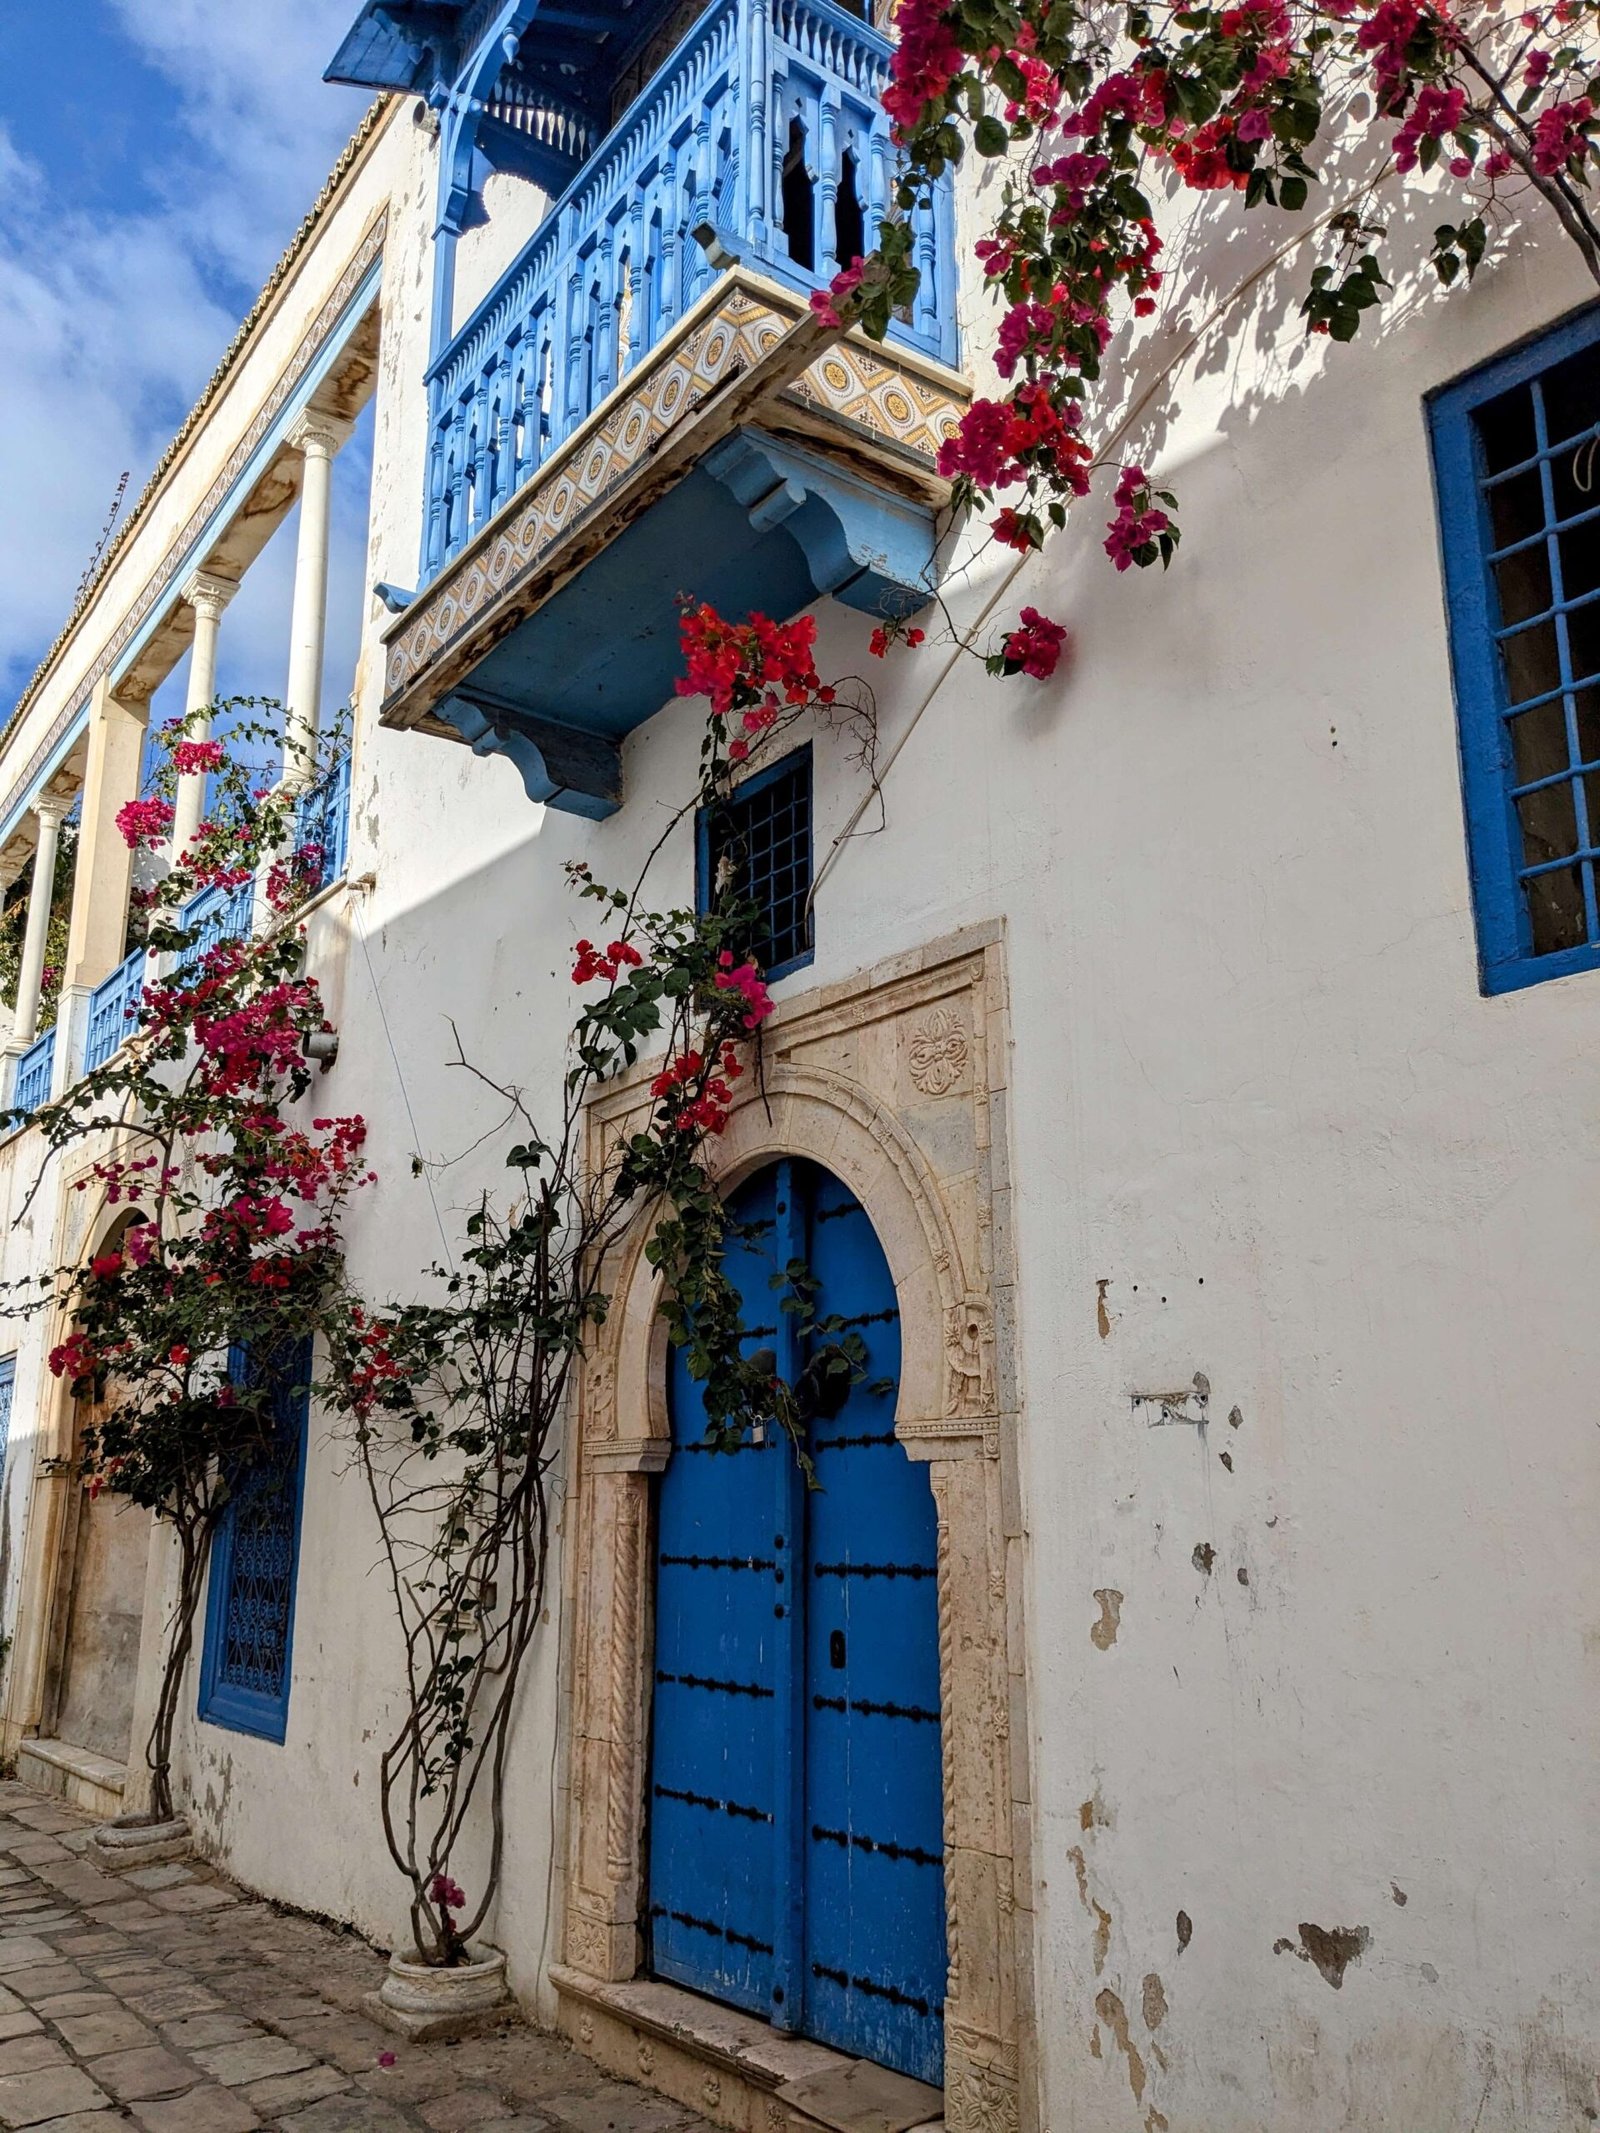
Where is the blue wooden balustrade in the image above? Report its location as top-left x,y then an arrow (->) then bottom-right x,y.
422,0 -> 956,577
84,947 -> 148,1073
295,754 -> 351,897
178,879 -> 255,974
12,1029 -> 55,1118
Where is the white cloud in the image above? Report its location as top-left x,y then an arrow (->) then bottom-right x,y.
0,0 -> 370,703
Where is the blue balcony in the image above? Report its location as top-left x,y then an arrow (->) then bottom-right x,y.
421,0 -> 954,577
84,949 -> 148,1073
357,0 -> 968,818
13,1030 -> 55,1118
295,755 -> 352,897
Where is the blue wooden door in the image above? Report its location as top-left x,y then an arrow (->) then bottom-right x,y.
648,1161 -> 945,2085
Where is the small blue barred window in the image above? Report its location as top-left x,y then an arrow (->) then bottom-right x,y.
696,744 -> 814,981
0,1356 -> 15,1484
1431,306 -> 1600,992
198,1336 -> 312,1742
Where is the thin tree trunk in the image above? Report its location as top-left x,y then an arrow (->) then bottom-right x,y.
143,1522 -> 211,1825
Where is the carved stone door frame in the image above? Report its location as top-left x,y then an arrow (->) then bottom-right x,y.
555,924 -> 1034,2133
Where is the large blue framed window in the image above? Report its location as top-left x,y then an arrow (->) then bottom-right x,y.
198,1336 -> 312,1743
1430,304 -> 1600,993
696,745 -> 814,981
0,1356 -> 16,1485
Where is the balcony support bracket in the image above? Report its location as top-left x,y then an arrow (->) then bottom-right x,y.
701,431 -> 936,619
437,690 -> 623,821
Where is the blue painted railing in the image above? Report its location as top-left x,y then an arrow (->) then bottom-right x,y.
13,1029 -> 55,1117
178,878 -> 254,972
423,0 -> 955,575
84,948 -> 147,1072
295,754 -> 351,896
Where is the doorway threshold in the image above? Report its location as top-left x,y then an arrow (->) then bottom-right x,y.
15,1738 -> 125,1821
551,1967 -> 944,2133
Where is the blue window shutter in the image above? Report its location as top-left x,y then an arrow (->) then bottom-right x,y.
696,744 -> 815,981
1429,301 -> 1600,992
198,1336 -> 313,1743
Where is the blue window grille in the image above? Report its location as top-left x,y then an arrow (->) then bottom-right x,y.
295,754 -> 351,897
697,746 -> 814,981
0,1356 -> 16,1485
12,1029 -> 55,1118
84,949 -> 147,1072
198,1336 -> 313,1743
1430,303 -> 1600,992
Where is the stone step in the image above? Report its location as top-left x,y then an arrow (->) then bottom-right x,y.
15,1739 -> 126,1821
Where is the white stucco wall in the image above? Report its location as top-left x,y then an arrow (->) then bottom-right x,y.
0,75 -> 1595,2133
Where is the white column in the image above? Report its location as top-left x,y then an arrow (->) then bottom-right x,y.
171,570 -> 237,855
14,794 -> 71,1048
0,852 -> 29,1054
283,413 -> 353,792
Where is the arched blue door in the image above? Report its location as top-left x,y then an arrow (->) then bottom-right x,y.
647,1160 -> 945,2085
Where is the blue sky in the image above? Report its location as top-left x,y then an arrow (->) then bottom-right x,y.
0,0 -> 374,710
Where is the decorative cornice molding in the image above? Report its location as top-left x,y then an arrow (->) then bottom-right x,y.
0,209 -> 389,842
0,97 -> 395,756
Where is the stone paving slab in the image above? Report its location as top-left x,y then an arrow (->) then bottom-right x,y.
0,1786 -> 720,2132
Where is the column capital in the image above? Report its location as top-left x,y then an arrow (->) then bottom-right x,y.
32,790 -> 73,831
180,569 -> 238,620
288,411 -> 355,463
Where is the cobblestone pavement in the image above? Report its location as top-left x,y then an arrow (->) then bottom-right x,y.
0,1781 -> 719,2133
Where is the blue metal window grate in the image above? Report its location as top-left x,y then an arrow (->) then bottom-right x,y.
0,1357 -> 16,1484
1431,304 -> 1600,991
198,1336 -> 312,1743
698,746 -> 814,981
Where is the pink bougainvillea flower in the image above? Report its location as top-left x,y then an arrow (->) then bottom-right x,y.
115,796 -> 175,851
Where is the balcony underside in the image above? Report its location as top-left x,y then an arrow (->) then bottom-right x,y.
380,271 -> 968,818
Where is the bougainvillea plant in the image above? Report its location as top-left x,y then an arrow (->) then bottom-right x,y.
820,0 -> 1600,667
5,705 -> 367,1825
317,602 -> 870,1967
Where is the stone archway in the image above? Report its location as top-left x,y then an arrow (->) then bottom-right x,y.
553,924 -> 1033,2133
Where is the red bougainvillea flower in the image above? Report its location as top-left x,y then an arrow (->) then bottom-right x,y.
997,608 -> 1070,681
675,604 -> 821,721
713,953 -> 775,1029
170,739 -> 226,777
429,1873 -> 467,1914
809,256 -> 867,329
1104,466 -> 1175,573
48,1332 -> 99,1382
572,939 -> 645,986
